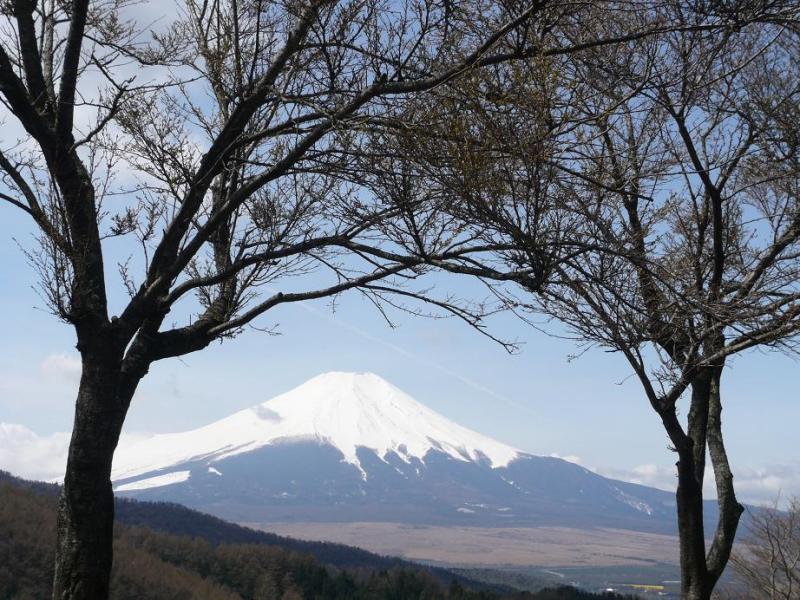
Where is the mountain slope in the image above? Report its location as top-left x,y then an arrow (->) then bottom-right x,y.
110,372 -> 691,534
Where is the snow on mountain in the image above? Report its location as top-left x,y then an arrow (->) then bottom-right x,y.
111,371 -> 521,483
2,373 -> 692,532
108,372 -> 687,532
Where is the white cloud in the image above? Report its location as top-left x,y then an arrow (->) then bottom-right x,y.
593,461 -> 800,506
0,423 -> 152,483
40,353 -> 82,382
550,453 -> 582,465
595,463 -> 677,491
732,464 -> 800,505
0,423 -> 70,481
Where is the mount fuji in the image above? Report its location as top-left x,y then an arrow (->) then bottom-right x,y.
111,371 -> 685,532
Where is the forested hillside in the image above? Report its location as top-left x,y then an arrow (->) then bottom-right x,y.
0,472 -> 634,599
0,471 -> 496,579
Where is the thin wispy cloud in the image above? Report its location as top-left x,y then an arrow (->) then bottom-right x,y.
293,300 -> 539,418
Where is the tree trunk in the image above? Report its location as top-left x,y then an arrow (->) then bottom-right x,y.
52,350 -> 136,600
673,368 -> 742,600
676,448 -> 711,600
705,368 -> 744,590
675,373 -> 712,599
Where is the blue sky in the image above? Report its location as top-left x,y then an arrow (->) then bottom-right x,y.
1,201 -> 799,503
0,0 -> 797,503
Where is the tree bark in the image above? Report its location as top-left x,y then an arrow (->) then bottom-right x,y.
52,348 -> 138,600
676,446 -> 711,600
673,368 -> 743,600
705,368 -> 745,589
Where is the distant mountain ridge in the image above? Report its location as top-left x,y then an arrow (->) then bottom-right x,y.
110,372 -> 696,533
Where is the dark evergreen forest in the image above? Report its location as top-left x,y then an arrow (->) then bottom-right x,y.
0,472 -> 634,600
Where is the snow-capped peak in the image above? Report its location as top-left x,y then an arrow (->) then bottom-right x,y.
111,371 -> 522,481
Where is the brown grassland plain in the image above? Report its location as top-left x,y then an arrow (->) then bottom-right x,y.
251,523 -> 680,568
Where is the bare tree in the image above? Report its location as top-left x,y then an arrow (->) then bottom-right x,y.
2,1 -> 790,597
725,499 -> 800,599
0,0 -> 571,596
375,3 -> 800,599
546,21 -> 800,600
